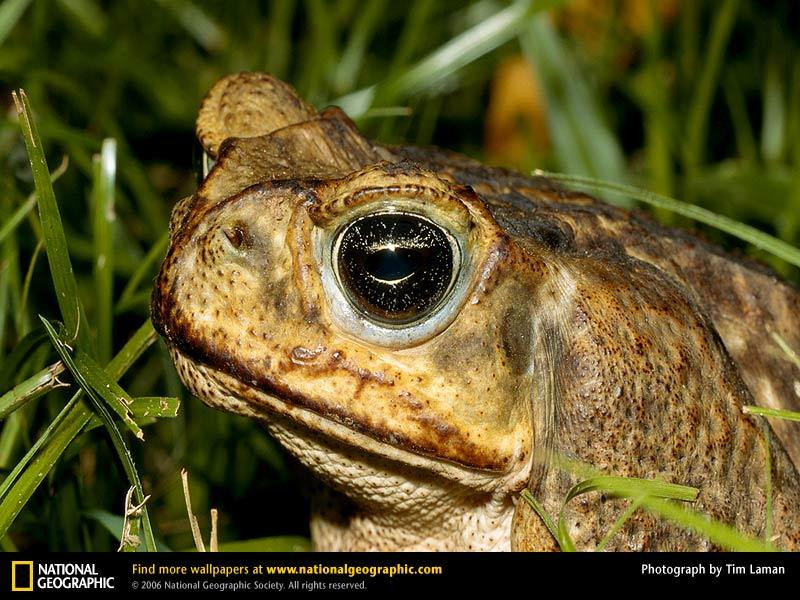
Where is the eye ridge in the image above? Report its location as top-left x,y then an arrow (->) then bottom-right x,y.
334,211 -> 458,325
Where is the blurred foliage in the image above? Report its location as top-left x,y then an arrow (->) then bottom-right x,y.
0,0 -> 798,551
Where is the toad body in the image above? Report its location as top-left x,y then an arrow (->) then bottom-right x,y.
152,73 -> 800,551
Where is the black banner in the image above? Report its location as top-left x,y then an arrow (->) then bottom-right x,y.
1,552 -> 796,594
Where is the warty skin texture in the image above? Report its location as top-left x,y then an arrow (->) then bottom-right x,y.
152,73 -> 800,551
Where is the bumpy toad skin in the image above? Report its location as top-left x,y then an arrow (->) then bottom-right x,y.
152,73 -> 800,551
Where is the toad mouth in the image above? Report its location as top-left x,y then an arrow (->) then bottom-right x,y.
160,322 -> 513,475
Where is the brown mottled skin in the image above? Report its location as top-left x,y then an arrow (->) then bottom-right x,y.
152,72 -> 800,551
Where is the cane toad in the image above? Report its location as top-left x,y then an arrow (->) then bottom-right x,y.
152,73 -> 800,551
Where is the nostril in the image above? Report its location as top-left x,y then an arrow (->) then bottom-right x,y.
223,224 -> 248,250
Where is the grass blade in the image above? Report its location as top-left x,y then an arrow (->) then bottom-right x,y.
537,171 -> 800,269
682,0 -> 740,170
771,331 -> 800,370
519,489 -> 559,543
519,14 -> 627,187
154,0 -> 225,52
84,508 -> 172,552
265,0 -> 294,78
118,487 -> 144,552
636,496 -> 774,552
128,396 -> 180,419
92,139 -> 116,364
13,90 -> 81,342
556,476 -> 698,552
563,476 -> 699,503
0,0 -> 31,46
0,394 -> 84,539
0,156 -> 68,247
0,195 -> 35,246
39,316 -> 155,551
554,460 -> 775,552
17,238 -> 43,334
385,0 -> 433,77
742,406 -> 800,422
595,496 -> 646,552
332,0 -> 385,94
0,257 -> 9,362
115,229 -> 168,313
723,72 -> 758,163
56,0 -> 108,37
71,351 -> 142,439
0,361 -> 66,419
380,0 -> 551,101
338,0 -> 564,116
0,319 -> 156,542
86,396 -> 180,431
0,328 -> 46,387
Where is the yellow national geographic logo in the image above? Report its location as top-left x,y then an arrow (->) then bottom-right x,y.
11,561 -> 34,592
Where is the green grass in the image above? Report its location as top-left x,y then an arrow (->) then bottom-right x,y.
538,171 -> 800,268
521,459 -> 777,552
0,0 -> 798,552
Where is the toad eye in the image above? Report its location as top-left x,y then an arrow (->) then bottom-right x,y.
333,212 -> 460,326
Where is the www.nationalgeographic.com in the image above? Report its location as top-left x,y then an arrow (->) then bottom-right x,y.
265,564 -> 441,576
132,562 -> 442,578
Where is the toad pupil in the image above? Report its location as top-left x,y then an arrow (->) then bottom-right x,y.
335,213 -> 455,324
